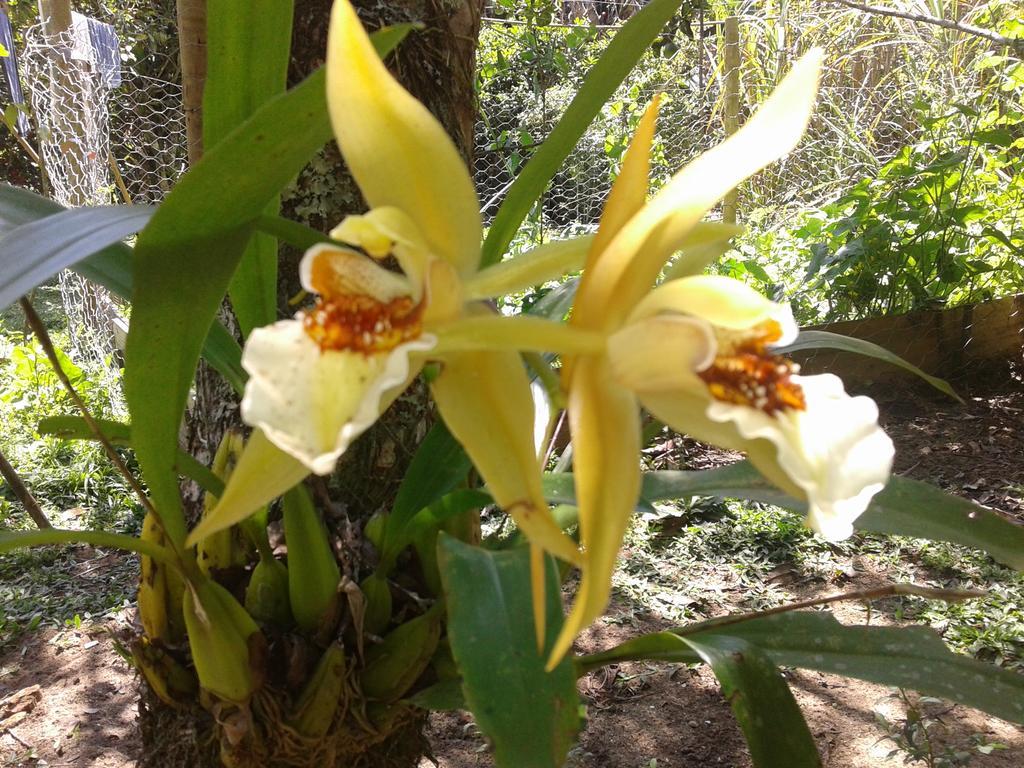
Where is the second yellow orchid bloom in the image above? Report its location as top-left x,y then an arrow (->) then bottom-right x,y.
549,49 -> 894,667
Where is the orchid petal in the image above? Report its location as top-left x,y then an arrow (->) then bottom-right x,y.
431,314 -> 606,356
430,346 -> 582,569
327,0 -> 482,272
463,235 -> 593,301
582,49 -> 823,328
300,245 -> 415,301
629,274 -> 798,343
548,358 -> 640,669
571,96 -> 661,330
661,222 -> 744,280
431,344 -> 584,649
185,429 -> 308,548
241,319 -> 433,475
330,207 -> 432,289
640,389 -> 807,501
588,96 -> 661,268
607,315 -> 714,392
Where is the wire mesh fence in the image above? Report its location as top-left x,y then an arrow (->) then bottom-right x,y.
19,22 -> 186,399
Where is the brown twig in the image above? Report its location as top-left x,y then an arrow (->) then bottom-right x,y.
832,0 -> 1024,53
18,297 -> 157,518
673,583 -> 987,638
0,447 -> 52,529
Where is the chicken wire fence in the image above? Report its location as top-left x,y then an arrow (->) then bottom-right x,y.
474,0 -> 1009,252
19,21 -> 186,397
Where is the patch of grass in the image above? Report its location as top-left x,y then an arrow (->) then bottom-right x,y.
0,544 -> 137,649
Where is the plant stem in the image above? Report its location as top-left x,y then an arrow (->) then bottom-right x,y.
0,447 -> 52,529
672,582 -> 987,638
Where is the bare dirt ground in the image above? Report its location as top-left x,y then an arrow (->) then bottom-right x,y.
1,372 -> 1021,767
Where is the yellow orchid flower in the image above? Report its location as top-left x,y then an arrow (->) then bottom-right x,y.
187,0 -> 600,617
548,49 -> 894,667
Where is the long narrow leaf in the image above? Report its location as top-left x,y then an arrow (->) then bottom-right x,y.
380,422 -> 471,572
205,0 -> 294,336
36,416 -> 224,496
439,537 -> 580,768
379,488 -> 491,572
0,528 -> 175,566
480,0 -> 686,266
682,635 -> 822,767
0,184 -> 246,392
580,612 -> 1024,726
778,329 -> 961,401
0,205 -> 153,311
542,462 -> 1024,571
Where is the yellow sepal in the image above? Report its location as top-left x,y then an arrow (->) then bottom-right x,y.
430,344 -> 582,570
581,50 -> 823,329
185,430 -> 308,548
463,235 -> 593,301
547,357 -> 640,669
326,0 -> 482,273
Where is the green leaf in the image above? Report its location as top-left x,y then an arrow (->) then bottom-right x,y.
438,537 -> 580,768
0,182 -> 65,233
778,330 -> 962,402
681,635 -> 821,768
379,422 -> 471,572
125,70 -> 329,544
0,184 -> 246,393
580,611 -> 1024,727
696,612 -> 1024,726
125,28 -> 414,547
648,465 -> 1024,570
575,631 -> 700,674
379,488 -> 491,573
255,213 -> 334,251
370,22 -> 424,59
480,0 -> 686,267
205,0 -> 294,337
36,415 -> 224,496
406,678 -> 466,711
0,527 -> 175,567
543,461 -> 1024,571
0,204 -> 153,311
855,476 -> 1024,570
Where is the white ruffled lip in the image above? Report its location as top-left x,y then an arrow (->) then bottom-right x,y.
240,319 -> 436,476
705,372 -> 894,540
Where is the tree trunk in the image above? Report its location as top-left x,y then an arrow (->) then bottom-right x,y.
137,1 -> 482,765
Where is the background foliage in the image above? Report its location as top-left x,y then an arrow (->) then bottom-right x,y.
474,0 -> 1024,321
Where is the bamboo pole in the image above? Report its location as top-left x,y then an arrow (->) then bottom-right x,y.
721,14 -> 740,225
176,0 -> 207,165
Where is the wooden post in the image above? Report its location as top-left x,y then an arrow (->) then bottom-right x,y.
721,14 -> 740,224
